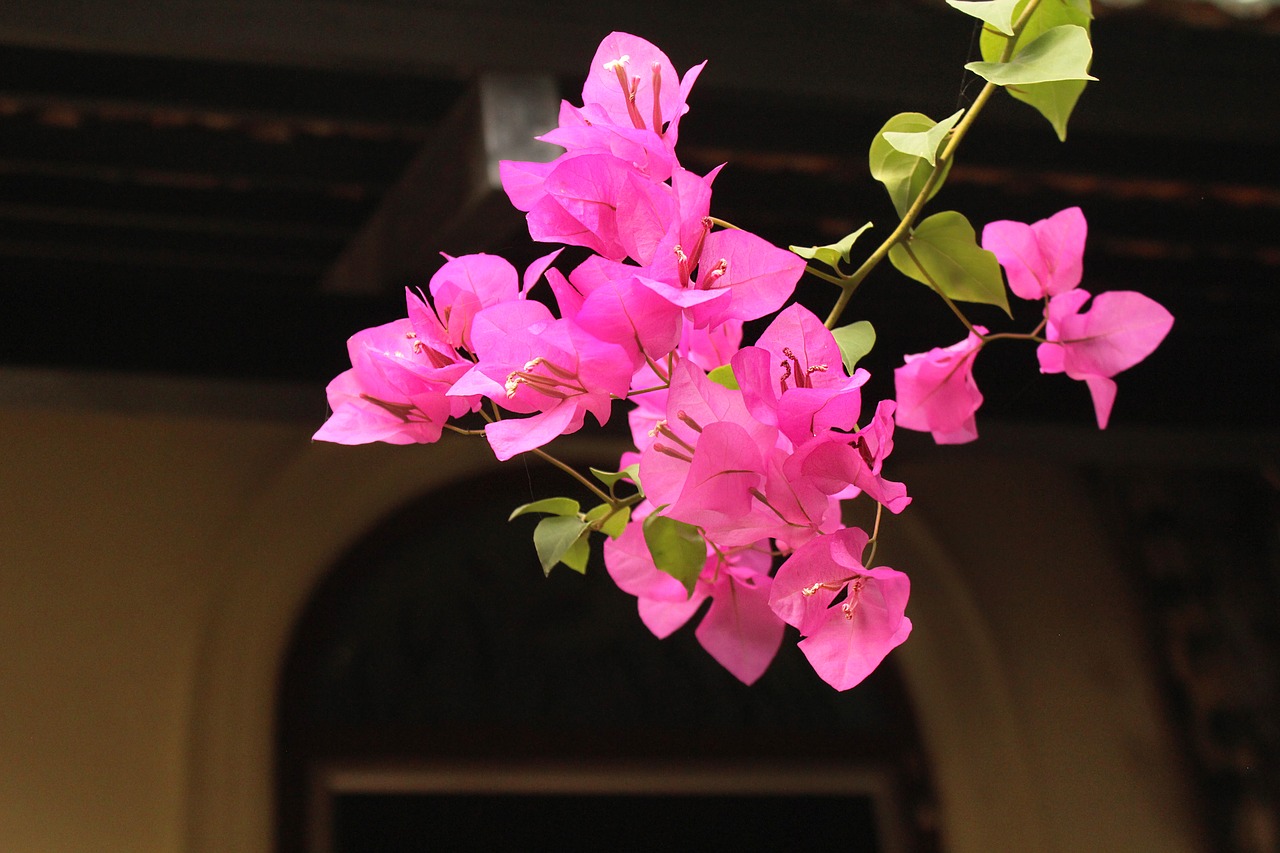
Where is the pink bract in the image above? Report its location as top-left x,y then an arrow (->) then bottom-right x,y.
893,327 -> 988,444
769,527 -> 912,692
448,301 -> 633,460
313,289 -> 477,446
582,32 -> 706,147
982,206 -> 1086,301
1038,289 -> 1174,428
732,304 -> 869,446
604,519 -> 783,685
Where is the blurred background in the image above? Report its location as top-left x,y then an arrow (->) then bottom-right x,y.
0,1 -> 1276,851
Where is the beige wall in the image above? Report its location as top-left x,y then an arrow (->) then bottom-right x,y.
0,405 -> 296,851
0,400 -> 1205,852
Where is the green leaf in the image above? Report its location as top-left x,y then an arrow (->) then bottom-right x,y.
790,223 -> 873,272
947,0 -> 1022,35
869,113 -> 957,219
601,505 -> 630,539
882,109 -> 963,167
979,1 -> 1093,140
509,497 -> 580,521
888,211 -> 1010,314
559,534 -> 591,573
980,0 -> 1092,61
707,364 -> 739,390
590,464 -> 641,491
533,515 -> 591,575
583,503 -> 630,539
831,321 -> 876,373
642,514 -> 706,596
965,25 -> 1096,86
1011,79 -> 1087,141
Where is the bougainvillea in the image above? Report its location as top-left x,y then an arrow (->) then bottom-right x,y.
316,3 -> 1172,690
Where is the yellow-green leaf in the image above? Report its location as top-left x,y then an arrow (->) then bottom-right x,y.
965,25 -> 1096,86
978,1 -> 1094,139
642,514 -> 705,596
1011,79 -> 1087,141
888,211 -> 1010,314
600,505 -> 630,539
869,112 -> 956,219
790,223 -> 873,272
980,0 -> 1092,61
559,534 -> 591,573
831,321 -> 876,373
707,364 -> 739,390
509,497 -> 580,521
882,109 -> 964,167
583,503 -> 631,539
533,515 -> 590,575
947,0 -> 1023,35
590,464 -> 641,494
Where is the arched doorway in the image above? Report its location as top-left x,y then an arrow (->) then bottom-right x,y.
276,466 -> 938,852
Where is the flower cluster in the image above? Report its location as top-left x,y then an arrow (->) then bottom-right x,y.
315,28 -> 1171,692
894,207 -> 1173,442
315,33 -> 913,690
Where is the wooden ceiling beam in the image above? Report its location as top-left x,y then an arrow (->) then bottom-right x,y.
3,0 -> 1275,145
323,73 -> 559,295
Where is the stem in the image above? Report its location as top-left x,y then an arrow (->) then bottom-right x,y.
644,352 -> 671,384
863,502 -> 885,569
593,491 -> 645,533
627,382 -> 670,396
901,243 -> 976,334
824,0 -> 1043,331
528,446 -> 614,505
443,423 -> 487,436
803,264 -> 849,287
981,331 -> 1047,345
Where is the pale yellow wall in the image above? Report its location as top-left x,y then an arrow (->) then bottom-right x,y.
0,401 -> 1206,853
887,458 -> 1206,853
0,405 -> 303,853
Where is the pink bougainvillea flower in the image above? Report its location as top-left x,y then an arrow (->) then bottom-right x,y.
313,360 -> 452,446
500,32 -> 707,256
638,360 -> 848,550
540,101 -> 679,182
893,326 -> 988,444
622,317 -> 745,454
581,32 -> 706,149
792,399 -> 912,515
660,420 -> 774,536
688,545 -> 785,686
1038,289 -> 1174,428
769,526 -> 912,691
448,300 -> 633,460
603,518 -> 784,685
638,361 -> 784,544
496,159 -> 555,214
731,303 -> 869,446
426,250 -> 559,352
573,273 -> 684,364
982,206 -> 1086,301
640,226 -> 806,329
616,165 -> 722,269
522,152 -> 636,260
678,315 -> 744,373
314,289 -> 477,445
427,253 -> 521,351
757,446 -> 845,554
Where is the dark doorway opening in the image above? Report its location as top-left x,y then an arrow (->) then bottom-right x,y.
277,465 -> 937,852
